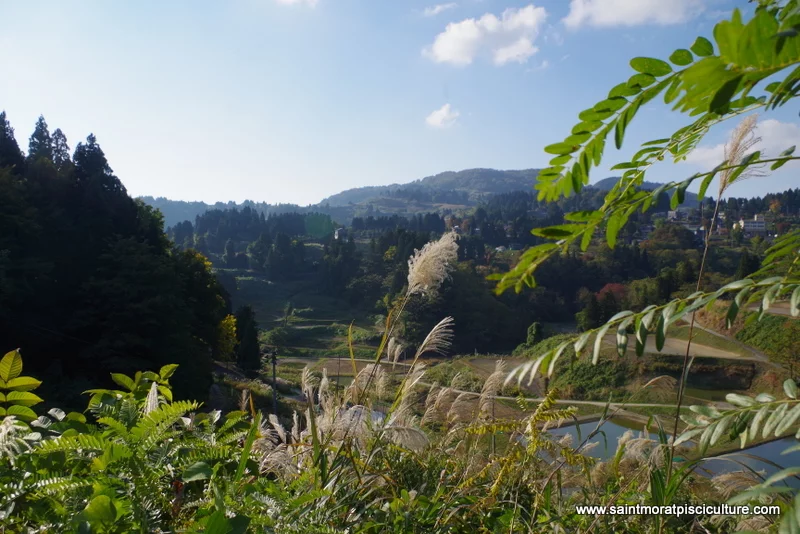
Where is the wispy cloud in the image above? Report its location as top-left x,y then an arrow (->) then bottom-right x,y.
425,103 -> 460,129
526,58 -> 550,72
275,0 -> 318,6
563,0 -> 703,29
684,119 -> 800,171
494,37 -> 537,65
705,9 -> 731,21
423,3 -> 458,17
543,25 -> 564,45
423,4 -> 547,66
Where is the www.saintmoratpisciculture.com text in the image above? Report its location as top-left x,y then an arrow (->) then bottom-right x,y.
575,504 -> 780,516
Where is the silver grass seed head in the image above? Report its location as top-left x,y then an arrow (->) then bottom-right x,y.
414,316 -> 455,359
734,516 -> 772,532
144,381 -> 160,415
0,417 -> 32,466
720,114 -> 766,195
479,360 -> 507,417
301,366 -> 318,402
711,470 -> 765,500
447,392 -> 475,423
641,375 -> 678,402
407,232 -> 459,297
238,389 -> 250,413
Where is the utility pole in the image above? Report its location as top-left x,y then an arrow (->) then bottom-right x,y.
491,395 -> 496,456
336,351 -> 342,394
267,347 -> 278,416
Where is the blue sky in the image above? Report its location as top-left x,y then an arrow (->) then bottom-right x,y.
1,0 -> 797,205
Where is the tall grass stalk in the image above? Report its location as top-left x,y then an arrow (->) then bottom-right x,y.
663,115 -> 766,533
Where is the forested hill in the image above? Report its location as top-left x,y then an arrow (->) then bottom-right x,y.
0,112 -> 233,408
319,168 -> 541,206
141,169 -> 543,228
591,176 -> 701,206
142,170 -> 705,230
139,197 -> 311,230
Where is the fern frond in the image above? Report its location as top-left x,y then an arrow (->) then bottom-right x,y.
176,443 -> 236,466
29,476 -> 95,499
217,429 -> 249,447
216,411 -> 248,437
131,400 -> 200,450
97,416 -> 131,440
35,433 -> 108,454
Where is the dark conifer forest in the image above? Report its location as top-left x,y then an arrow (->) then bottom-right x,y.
0,113 -> 231,406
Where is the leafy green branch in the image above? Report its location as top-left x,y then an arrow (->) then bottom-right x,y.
505,275 -> 800,388
674,378 -> 800,533
537,2 -> 800,205
676,381 -> 800,454
494,2 -> 800,295
491,151 -> 798,293
0,349 -> 43,421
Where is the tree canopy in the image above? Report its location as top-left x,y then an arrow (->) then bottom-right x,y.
0,113 -> 231,406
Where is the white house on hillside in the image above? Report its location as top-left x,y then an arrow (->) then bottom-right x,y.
737,216 -> 767,235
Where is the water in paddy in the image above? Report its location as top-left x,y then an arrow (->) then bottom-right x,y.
681,387 -> 731,403
549,418 -> 800,488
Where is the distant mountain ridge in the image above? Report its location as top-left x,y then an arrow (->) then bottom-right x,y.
590,176 -> 700,206
138,197 -> 315,229
319,168 -> 540,206
139,169 -> 697,229
141,168 -> 543,227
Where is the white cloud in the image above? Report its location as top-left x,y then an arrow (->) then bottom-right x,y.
423,4 -> 547,66
424,3 -> 457,17
494,37 -> 537,65
683,144 -> 725,170
759,119 -> 800,156
705,9 -> 731,21
684,119 -> 800,170
425,103 -> 460,128
563,0 -> 703,29
275,0 -> 318,6
526,58 -> 550,72
543,25 -> 564,45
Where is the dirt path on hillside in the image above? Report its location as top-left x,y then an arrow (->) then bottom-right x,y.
601,333 -> 760,361
600,322 -> 771,363
747,301 -> 797,318
687,320 -> 773,364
